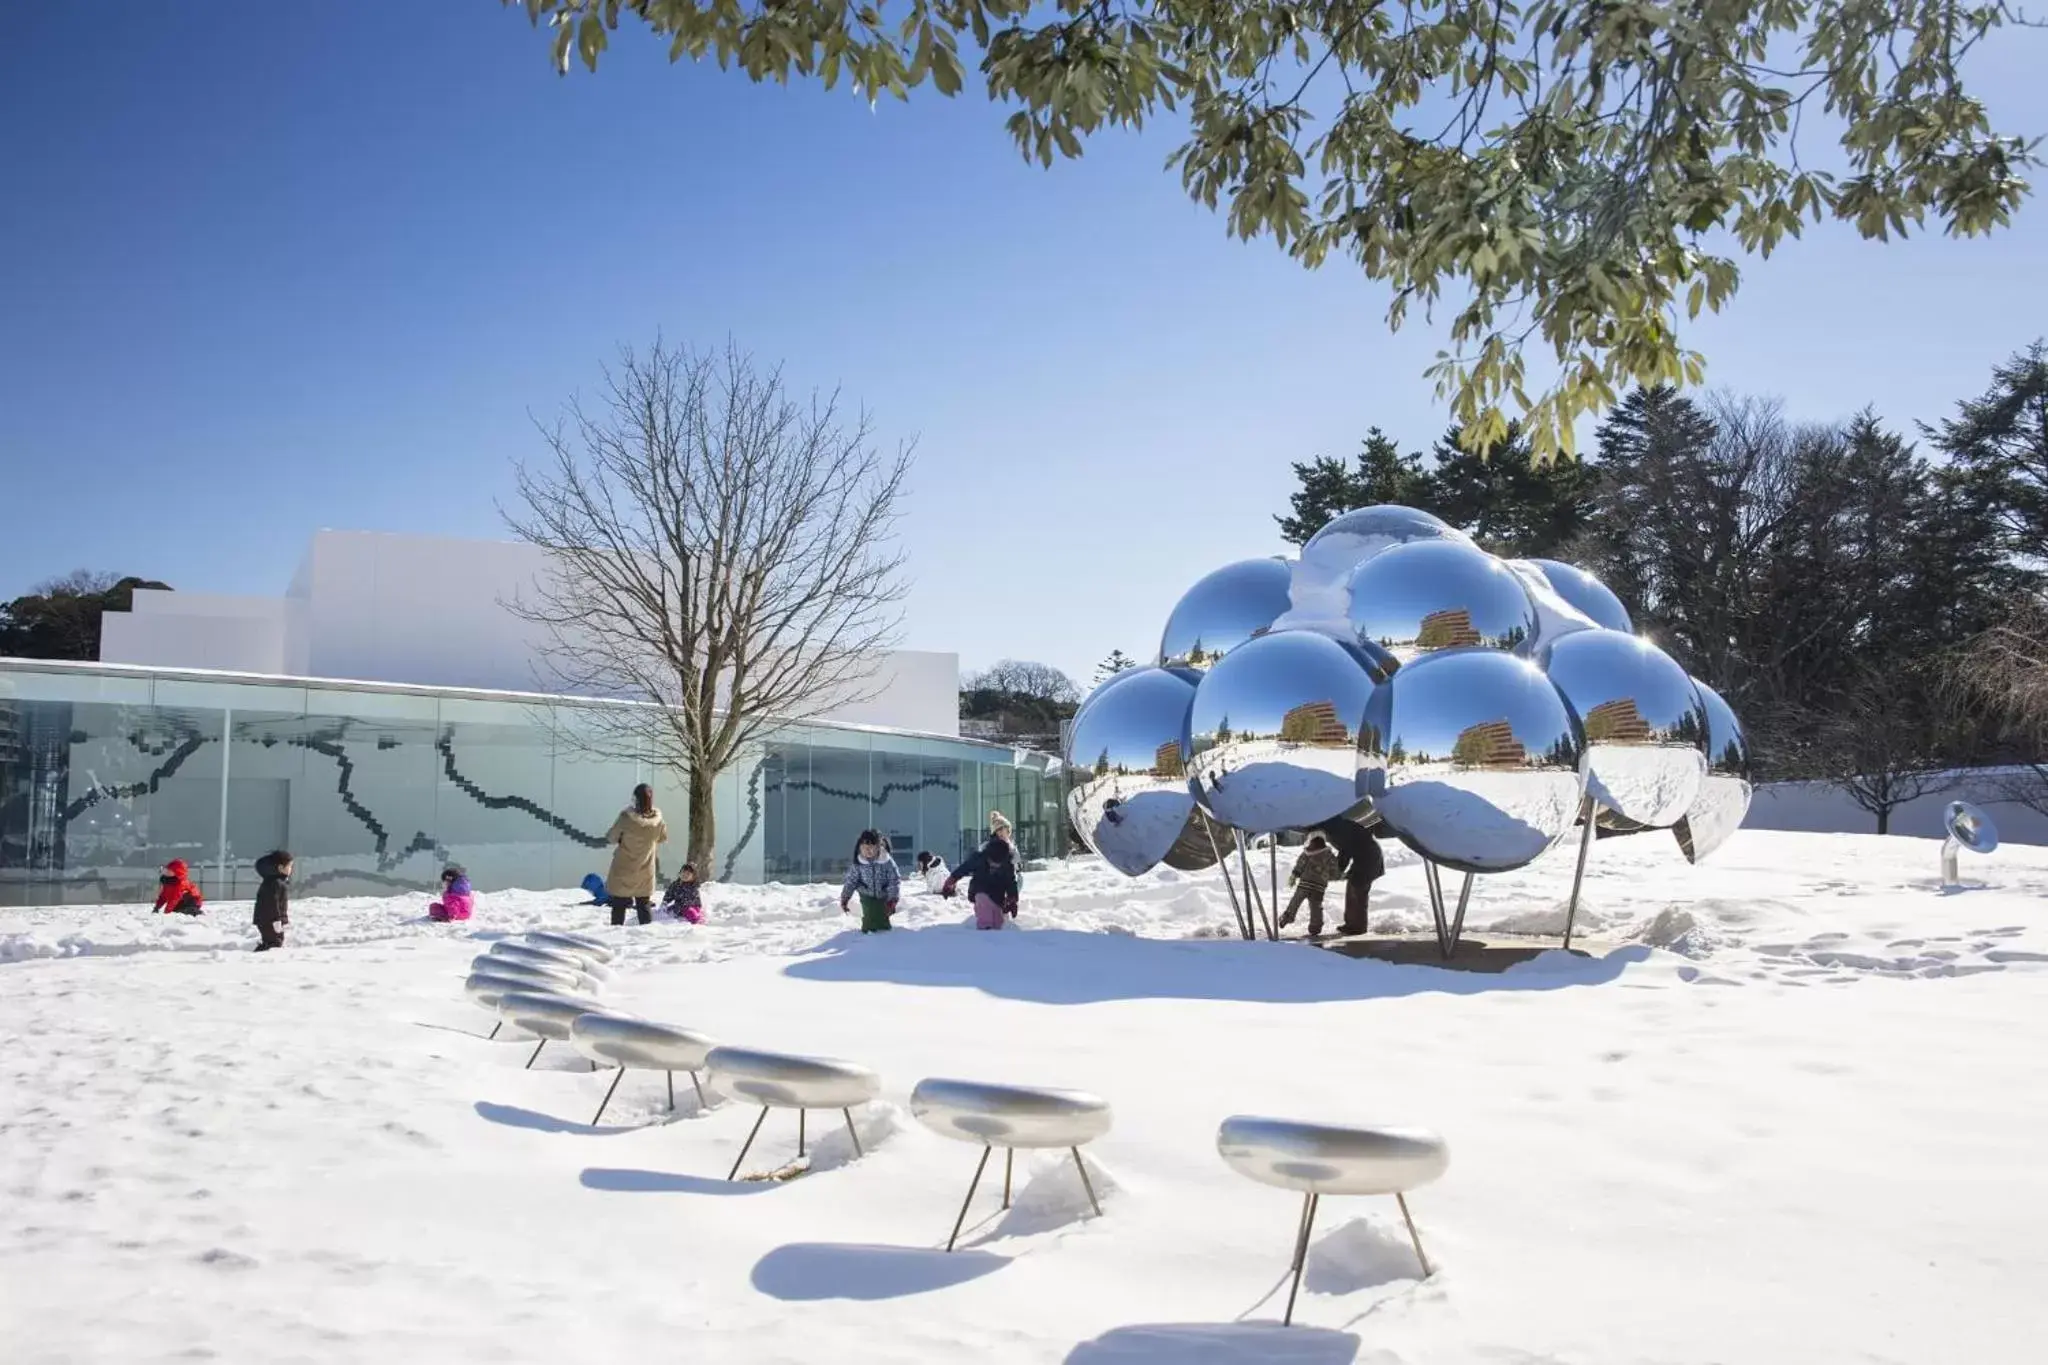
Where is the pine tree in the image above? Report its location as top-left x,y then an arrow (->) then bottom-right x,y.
1421,421 -> 1599,557
1927,341 -> 2048,563
1093,650 -> 1139,685
1275,430 -> 1430,545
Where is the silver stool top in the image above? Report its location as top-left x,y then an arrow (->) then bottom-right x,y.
526,929 -> 615,963
1217,1116 -> 1449,1196
705,1046 -> 880,1110
496,991 -> 617,1041
910,1078 -> 1113,1149
468,955 -> 600,997
570,1015 -> 718,1072
492,941 -> 611,981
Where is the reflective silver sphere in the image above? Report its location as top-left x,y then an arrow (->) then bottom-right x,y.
1158,557 -> 1295,671
1540,630 -> 1708,828
1066,666 -> 1208,876
1360,648 -> 1585,872
1673,677 -> 1752,863
1529,559 -> 1632,634
1303,504 -> 1462,567
1346,540 -> 1539,660
1185,631 -> 1389,835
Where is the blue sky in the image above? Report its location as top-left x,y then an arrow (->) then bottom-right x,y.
3,4 -> 2044,687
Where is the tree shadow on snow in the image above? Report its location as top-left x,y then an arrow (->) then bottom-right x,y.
1064,1324 -> 1359,1364
580,1167 -> 773,1197
750,1243 -> 1007,1300
783,926 -> 1643,1005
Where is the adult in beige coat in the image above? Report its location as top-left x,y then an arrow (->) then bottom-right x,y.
604,783 -> 669,926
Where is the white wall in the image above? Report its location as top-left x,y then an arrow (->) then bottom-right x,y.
1748,770 -> 2047,846
100,591 -> 291,675
94,530 -> 963,737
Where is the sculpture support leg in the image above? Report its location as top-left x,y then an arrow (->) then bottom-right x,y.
1284,1192 -> 1320,1326
1071,1146 -> 1103,1217
1396,1192 -> 1433,1278
1205,819 -> 1253,940
667,1071 -> 675,1111
947,1146 -> 993,1252
1269,839 -> 1281,937
842,1108 -> 863,1158
1003,1148 -> 1013,1210
525,1038 -> 547,1070
1447,870 -> 1474,956
1422,861 -> 1449,955
1942,835 -> 1961,887
590,1067 -> 627,1126
689,1070 -> 706,1106
726,1106 -> 770,1181
487,1020 -> 501,1041
798,1108 -> 806,1159
1563,795 -> 1596,952
1235,829 -> 1275,940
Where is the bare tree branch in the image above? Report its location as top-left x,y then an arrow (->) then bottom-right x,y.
501,338 -> 913,877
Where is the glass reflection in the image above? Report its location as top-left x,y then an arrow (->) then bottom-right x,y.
1183,631 -> 1382,835
1529,559 -> 1633,634
1157,557 -> 1296,671
1539,630 -> 1708,828
1360,648 -> 1585,873
1672,677 -> 1751,863
1346,540 -> 1539,661
1065,666 -> 1203,876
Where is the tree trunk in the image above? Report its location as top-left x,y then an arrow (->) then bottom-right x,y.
687,764 -> 719,878
1876,807 -> 1890,835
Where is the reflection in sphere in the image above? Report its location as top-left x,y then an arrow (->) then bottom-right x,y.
1346,540 -> 1539,660
1183,631 -> 1383,835
1502,558 -> 1601,657
1673,677 -> 1752,863
1158,557 -> 1295,670
1359,648 -> 1585,873
1303,504 -> 1459,563
1529,559 -> 1633,634
1540,630 -> 1708,828
1065,667 -> 1208,876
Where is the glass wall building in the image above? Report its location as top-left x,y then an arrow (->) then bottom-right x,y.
0,660 -> 1067,906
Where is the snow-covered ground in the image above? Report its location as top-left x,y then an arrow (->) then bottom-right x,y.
2,829 -> 2043,1363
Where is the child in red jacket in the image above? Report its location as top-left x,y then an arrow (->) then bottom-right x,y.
153,859 -> 204,915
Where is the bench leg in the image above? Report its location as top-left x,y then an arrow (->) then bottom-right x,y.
487,1020 -> 501,1041
689,1070 -> 706,1107
524,1038 -> 547,1070
1284,1192 -> 1320,1326
726,1106 -> 770,1181
842,1108 -> 863,1158
1003,1148 -> 1013,1209
1396,1192 -> 1433,1277
591,1067 -> 627,1126
798,1109 -> 806,1159
947,1146 -> 993,1252
666,1070 -> 675,1111
1070,1147 -> 1103,1218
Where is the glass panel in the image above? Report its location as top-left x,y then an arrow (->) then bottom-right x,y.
436,695 -> 561,893
804,732 -> 872,880
760,736 -> 808,883
0,694 -> 222,904
547,704 -> 647,894
871,742 -> 923,871
282,698 -> 442,897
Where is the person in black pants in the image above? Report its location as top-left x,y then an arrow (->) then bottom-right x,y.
253,850 -> 293,951
1315,817 -> 1384,937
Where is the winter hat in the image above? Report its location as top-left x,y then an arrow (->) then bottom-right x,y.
165,859 -> 189,876
987,811 -> 1012,836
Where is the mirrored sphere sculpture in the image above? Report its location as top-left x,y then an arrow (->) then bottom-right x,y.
1184,630 -> 1387,834
1673,678 -> 1752,864
1066,666 -> 1210,876
1346,540 -> 1539,661
1158,557 -> 1295,671
1360,648 -> 1585,872
1279,504 -> 1474,632
1940,800 -> 2000,887
1529,559 -> 1632,634
1541,629 -> 1708,828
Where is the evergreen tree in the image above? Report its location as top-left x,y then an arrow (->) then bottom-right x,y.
1927,341 -> 2048,563
1093,650 -> 1139,685
1275,430 -> 1429,545
0,573 -> 170,662
1421,420 -> 1599,557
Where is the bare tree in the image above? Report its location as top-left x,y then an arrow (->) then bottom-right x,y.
1816,665 -> 1961,835
1949,590 -> 2048,815
504,339 -> 912,877
965,660 -> 1080,705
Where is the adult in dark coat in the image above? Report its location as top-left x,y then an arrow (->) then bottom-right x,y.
1315,817 -> 1384,937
